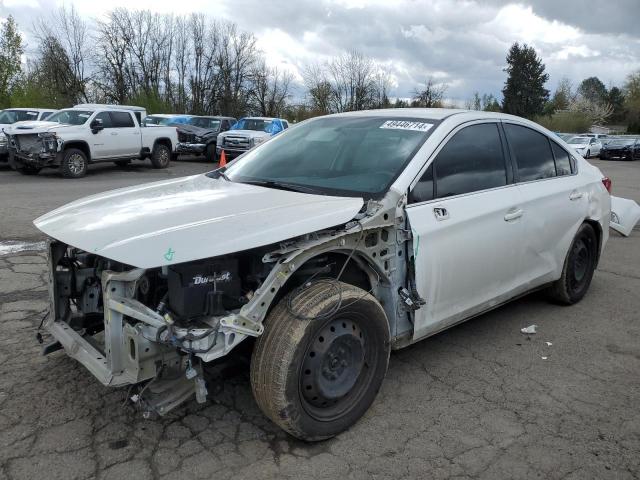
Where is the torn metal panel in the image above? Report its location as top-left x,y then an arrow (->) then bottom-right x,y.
610,196 -> 640,237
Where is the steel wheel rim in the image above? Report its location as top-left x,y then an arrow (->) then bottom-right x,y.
68,153 -> 84,175
570,237 -> 591,290
299,313 -> 374,421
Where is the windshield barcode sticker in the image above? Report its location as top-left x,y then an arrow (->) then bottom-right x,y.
380,120 -> 433,132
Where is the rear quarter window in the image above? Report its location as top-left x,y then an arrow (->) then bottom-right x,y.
504,124 -> 556,182
550,142 -> 573,176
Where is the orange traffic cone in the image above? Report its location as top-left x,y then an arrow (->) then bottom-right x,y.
219,149 -> 227,167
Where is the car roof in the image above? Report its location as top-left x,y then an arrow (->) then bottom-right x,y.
2,108 -> 54,112
148,114 -> 191,118
74,103 -> 146,112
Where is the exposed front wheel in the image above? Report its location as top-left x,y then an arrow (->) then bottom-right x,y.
150,143 -> 171,169
548,223 -> 598,305
250,281 -> 390,441
60,148 -> 88,178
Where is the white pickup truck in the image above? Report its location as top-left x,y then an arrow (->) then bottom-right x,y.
6,105 -> 179,178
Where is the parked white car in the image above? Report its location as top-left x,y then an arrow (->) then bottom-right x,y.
35,109 -> 611,440
0,108 -> 57,162
567,135 -> 602,158
6,106 -> 178,178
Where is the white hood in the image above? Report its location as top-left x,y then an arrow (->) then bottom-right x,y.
34,174 -> 364,268
6,121 -> 69,134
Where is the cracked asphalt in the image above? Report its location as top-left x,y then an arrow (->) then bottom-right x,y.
0,158 -> 639,479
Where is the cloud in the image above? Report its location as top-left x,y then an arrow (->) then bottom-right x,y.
1,0 -> 639,103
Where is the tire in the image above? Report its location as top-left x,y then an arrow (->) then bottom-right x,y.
548,223 -> 598,305
150,143 -> 171,169
206,144 -> 217,162
250,281 -> 390,441
586,149 -> 590,158
115,160 -> 131,167
60,148 -> 88,178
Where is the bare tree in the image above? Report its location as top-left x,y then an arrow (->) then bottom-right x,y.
303,63 -> 333,115
327,50 -> 377,112
248,61 -> 292,116
412,78 -> 446,108
33,5 -> 91,102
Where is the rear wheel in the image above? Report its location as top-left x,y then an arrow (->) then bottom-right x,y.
150,143 -> 171,169
250,281 -> 390,441
548,223 -> 598,305
60,148 -> 88,178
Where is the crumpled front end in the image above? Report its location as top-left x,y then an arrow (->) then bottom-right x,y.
7,132 -> 62,167
43,240 -> 274,415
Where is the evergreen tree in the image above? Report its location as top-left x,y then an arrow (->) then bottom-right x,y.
501,43 -> 549,118
577,77 -> 608,105
607,86 -> 625,123
0,15 -> 24,108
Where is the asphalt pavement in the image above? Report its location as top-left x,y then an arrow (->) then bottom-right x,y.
0,157 -> 638,480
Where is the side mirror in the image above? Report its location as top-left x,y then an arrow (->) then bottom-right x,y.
90,118 -> 104,133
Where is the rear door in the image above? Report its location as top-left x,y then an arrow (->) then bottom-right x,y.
110,111 -> 142,157
406,121 -> 525,339
503,122 -> 588,286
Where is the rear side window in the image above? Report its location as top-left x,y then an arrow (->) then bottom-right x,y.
111,111 -> 135,128
550,142 -> 573,176
505,124 -> 556,181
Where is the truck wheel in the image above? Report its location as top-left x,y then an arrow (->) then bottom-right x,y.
206,144 -> 217,162
548,223 -> 597,305
61,148 -> 88,178
151,143 -> 171,169
250,281 -> 390,441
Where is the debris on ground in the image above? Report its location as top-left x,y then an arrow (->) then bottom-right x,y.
521,325 -> 537,334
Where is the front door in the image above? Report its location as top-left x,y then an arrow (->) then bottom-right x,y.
406,122 -> 524,340
109,111 -> 141,158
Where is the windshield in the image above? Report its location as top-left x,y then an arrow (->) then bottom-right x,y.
46,110 -> 93,126
568,136 -> 590,144
232,118 -> 274,133
188,117 -> 221,130
217,116 -> 436,198
609,139 -> 636,146
0,110 -> 40,124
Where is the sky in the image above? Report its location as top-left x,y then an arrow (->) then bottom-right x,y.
1,0 -> 639,103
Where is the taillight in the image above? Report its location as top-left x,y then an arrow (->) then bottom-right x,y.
602,177 -> 612,193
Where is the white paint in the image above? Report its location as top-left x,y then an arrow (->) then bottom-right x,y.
34,174 -> 363,268
610,196 -> 640,237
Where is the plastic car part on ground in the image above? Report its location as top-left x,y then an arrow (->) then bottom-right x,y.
610,196 -> 640,237
521,325 -> 537,334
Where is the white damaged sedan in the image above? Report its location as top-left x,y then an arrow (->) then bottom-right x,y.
36,109 -> 611,440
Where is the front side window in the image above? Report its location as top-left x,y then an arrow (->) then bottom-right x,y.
94,112 -> 113,128
219,116 -> 436,198
504,124 -> 556,181
46,110 -> 93,126
411,123 -> 507,203
111,111 -> 135,128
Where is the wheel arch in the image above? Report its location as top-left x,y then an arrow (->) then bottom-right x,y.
583,218 -> 603,265
63,141 -> 91,161
153,137 -> 173,151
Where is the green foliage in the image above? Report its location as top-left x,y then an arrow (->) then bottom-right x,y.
534,111 -> 591,133
624,71 -> 640,133
0,15 -> 24,108
501,43 -> 549,118
126,91 -> 175,115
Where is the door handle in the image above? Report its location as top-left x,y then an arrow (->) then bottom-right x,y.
504,208 -> 524,221
433,206 -> 449,221
569,191 -> 584,201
